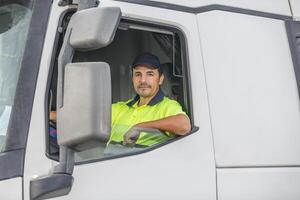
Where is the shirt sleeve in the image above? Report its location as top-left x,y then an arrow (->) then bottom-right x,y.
158,99 -> 187,136
161,99 -> 187,118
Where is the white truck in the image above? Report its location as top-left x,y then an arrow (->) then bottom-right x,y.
1,0 -> 300,199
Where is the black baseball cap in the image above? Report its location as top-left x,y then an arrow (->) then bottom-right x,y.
132,53 -> 161,70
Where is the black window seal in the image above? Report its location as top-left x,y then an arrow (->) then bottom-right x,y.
112,1 -> 292,20
0,0 -> 52,181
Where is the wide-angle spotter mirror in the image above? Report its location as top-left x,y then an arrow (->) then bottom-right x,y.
57,62 -> 111,151
69,7 -> 121,51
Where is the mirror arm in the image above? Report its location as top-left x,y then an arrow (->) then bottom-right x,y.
53,146 -> 75,175
58,0 -> 73,6
77,0 -> 99,10
57,28 -> 74,109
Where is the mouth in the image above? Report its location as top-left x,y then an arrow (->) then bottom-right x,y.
138,85 -> 151,89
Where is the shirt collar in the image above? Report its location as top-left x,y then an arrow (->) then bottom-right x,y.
127,89 -> 165,107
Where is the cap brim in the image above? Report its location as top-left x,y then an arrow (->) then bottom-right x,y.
132,62 -> 159,69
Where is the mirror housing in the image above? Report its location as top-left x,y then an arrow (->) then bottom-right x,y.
30,174 -> 73,200
30,147 -> 74,200
69,7 -> 121,51
57,62 -> 111,152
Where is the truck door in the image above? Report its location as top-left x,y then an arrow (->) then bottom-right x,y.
24,1 -> 217,200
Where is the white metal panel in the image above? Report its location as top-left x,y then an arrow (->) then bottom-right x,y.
217,168 -> 300,200
289,0 -> 300,20
0,178 -> 22,200
197,11 -> 300,166
134,0 -> 291,16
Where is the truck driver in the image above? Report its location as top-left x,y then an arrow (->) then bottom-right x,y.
50,53 -> 191,147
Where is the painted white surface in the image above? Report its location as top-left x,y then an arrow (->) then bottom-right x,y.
197,11 -> 300,167
119,0 -> 291,16
217,168 -> 300,200
56,135 -> 215,200
289,0 -> 300,20
0,178 -> 22,200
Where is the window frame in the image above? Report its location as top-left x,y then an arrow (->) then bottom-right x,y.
45,13 -> 197,164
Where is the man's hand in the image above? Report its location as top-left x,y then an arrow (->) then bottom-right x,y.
123,126 -> 141,147
123,127 -> 165,147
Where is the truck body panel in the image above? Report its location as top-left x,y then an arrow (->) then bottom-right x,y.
0,0 -> 300,199
289,0 -> 300,20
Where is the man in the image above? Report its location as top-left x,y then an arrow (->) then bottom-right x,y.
109,53 -> 191,147
50,53 -> 191,147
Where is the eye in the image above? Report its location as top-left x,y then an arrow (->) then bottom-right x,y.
147,72 -> 154,76
134,72 -> 142,77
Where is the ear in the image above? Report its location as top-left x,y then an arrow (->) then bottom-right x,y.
159,74 -> 164,85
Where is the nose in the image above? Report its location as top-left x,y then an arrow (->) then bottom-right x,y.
140,74 -> 146,83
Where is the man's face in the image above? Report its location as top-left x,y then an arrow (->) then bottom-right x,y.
132,65 -> 164,98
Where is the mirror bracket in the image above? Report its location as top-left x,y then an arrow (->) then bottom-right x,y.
53,146 -> 75,175
57,28 -> 74,109
30,147 -> 75,200
77,0 -> 99,10
58,0 -> 98,9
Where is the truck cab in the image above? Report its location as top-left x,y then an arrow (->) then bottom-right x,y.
1,0 -> 300,199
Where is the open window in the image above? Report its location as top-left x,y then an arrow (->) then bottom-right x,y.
46,12 -> 192,163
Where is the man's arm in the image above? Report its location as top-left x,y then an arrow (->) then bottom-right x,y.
123,114 -> 191,146
49,111 -> 57,122
134,114 -> 191,135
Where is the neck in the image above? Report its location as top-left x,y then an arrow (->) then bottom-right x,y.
138,89 -> 160,107
138,97 -> 151,106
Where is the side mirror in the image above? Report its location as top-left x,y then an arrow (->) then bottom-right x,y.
57,62 -> 111,151
30,64 -> 111,200
56,6 -> 121,151
30,6 -> 120,200
69,7 -> 121,51
30,174 -> 73,200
